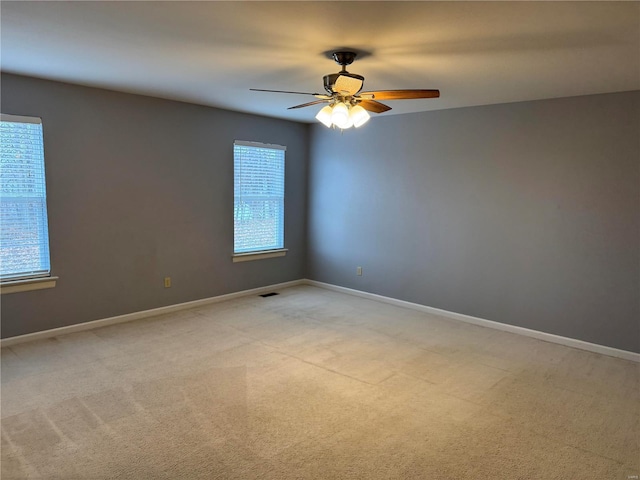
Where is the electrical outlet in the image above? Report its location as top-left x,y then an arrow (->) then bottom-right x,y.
164,277 -> 171,288
356,266 -> 362,276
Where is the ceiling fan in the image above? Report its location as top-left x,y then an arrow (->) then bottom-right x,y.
251,51 -> 440,129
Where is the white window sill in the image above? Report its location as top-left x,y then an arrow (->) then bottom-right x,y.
1,276 -> 58,294
232,249 -> 288,263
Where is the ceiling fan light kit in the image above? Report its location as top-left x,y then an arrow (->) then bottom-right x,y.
251,50 -> 440,130
316,101 -> 370,129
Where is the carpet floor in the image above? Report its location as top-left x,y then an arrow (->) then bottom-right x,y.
1,285 -> 638,479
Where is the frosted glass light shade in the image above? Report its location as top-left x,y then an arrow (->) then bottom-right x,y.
331,102 -> 350,129
315,105 -> 333,128
350,105 -> 370,128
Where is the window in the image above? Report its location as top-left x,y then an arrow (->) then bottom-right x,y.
233,141 -> 285,258
0,114 -> 52,282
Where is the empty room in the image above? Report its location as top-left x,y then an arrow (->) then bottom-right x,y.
1,1 -> 638,479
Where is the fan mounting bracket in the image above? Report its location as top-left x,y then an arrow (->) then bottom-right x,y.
332,51 -> 357,70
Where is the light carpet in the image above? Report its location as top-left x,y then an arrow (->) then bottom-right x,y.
1,285 -> 638,479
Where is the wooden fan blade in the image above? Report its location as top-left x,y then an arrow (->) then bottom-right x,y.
250,88 -> 327,97
359,100 -> 392,113
359,89 -> 440,100
287,99 -> 330,110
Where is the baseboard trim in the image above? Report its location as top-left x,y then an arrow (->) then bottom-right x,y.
3,278 -> 638,362
0,279 -> 305,347
303,280 -> 640,363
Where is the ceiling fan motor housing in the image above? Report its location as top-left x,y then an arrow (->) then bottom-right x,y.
323,72 -> 365,95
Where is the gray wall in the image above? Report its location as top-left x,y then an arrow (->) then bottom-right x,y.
3,73 -> 638,354
308,91 -> 640,353
1,73 -> 309,338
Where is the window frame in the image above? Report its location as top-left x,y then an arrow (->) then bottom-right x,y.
232,140 -> 287,262
0,113 -> 56,293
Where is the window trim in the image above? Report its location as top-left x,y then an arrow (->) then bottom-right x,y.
233,140 -> 286,256
232,248 -> 288,263
0,276 -> 58,294
0,113 -> 53,286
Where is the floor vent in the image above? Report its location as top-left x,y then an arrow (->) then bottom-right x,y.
260,292 -> 279,298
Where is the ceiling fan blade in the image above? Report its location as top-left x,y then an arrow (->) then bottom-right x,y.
359,89 -> 440,100
359,100 -> 392,113
287,99 -> 330,110
250,88 -> 328,98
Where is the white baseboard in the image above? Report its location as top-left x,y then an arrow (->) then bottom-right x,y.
0,279 -> 305,348
304,280 -> 640,363
3,278 -> 638,363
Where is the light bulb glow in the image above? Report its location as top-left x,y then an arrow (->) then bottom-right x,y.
316,101 -> 369,130
350,105 -> 370,128
315,105 -> 333,128
331,102 -> 350,129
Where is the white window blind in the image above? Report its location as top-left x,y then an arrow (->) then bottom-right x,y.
0,114 -> 51,281
234,141 -> 285,254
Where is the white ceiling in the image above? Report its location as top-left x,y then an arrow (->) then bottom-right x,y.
1,1 -> 639,123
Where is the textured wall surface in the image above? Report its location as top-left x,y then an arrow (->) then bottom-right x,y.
1,74 -> 309,338
308,92 -> 640,352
